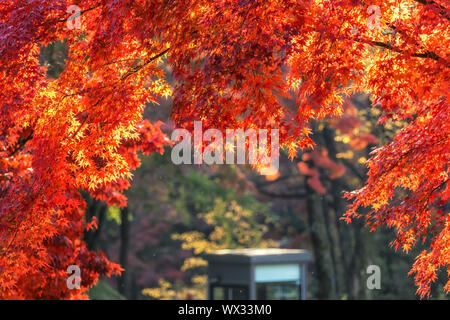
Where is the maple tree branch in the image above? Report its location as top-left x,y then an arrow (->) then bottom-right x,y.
424,178 -> 449,210
58,47 -> 170,100
120,48 -> 171,81
35,3 -> 102,33
7,131 -> 33,157
369,40 -> 442,61
68,48 -> 170,140
414,0 -> 450,20
356,38 -> 444,62
0,178 -> 42,257
54,4 -> 102,24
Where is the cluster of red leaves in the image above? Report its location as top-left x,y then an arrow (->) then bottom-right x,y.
298,147 -> 347,194
0,0 -> 448,298
0,0 -> 171,299
330,100 -> 379,150
344,99 -> 450,297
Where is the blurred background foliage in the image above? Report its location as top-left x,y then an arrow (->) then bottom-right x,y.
39,41 -> 447,301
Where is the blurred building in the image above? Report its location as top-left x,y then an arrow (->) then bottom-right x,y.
205,248 -> 312,300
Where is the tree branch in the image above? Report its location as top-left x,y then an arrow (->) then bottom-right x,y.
358,38 -> 444,62
7,131 -> 33,157
369,40 -> 442,61
257,187 -> 307,199
414,0 -> 450,20
55,4 -> 102,24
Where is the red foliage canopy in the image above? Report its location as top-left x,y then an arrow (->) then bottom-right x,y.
0,0 -> 448,298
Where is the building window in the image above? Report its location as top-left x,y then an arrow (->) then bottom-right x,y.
211,286 -> 249,300
254,264 -> 302,300
256,282 -> 301,300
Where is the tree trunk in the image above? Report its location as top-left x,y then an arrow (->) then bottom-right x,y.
305,183 -> 332,299
320,191 -> 340,298
118,207 -> 130,297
